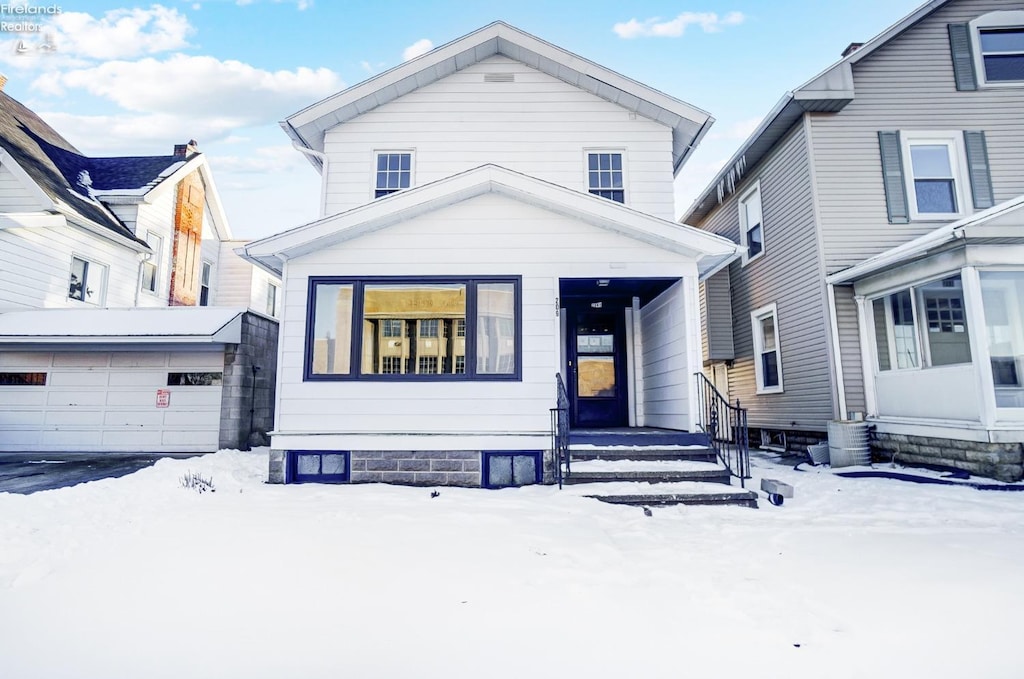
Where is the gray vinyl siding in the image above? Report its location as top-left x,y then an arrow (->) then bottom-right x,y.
833,284 -> 866,416
811,0 -> 1024,273
699,267 -> 734,363
696,122 -> 833,431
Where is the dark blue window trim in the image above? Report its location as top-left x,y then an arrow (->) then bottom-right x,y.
303,275 -> 523,382
482,451 -> 543,489
286,450 -> 350,484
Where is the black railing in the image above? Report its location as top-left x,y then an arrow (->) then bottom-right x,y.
694,372 -> 751,488
550,373 -> 570,488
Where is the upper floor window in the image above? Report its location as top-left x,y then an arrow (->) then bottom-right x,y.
751,303 -> 782,394
266,281 -> 280,317
141,231 -> 163,294
374,151 -> 412,198
899,132 -> 969,220
68,255 -> 106,305
199,260 -> 213,306
587,151 -> 624,203
738,182 -> 764,265
969,12 -> 1024,86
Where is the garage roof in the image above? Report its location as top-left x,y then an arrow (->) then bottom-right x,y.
0,307 -> 246,344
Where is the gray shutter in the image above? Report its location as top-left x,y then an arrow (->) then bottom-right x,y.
963,131 -> 994,209
948,23 -> 977,91
878,131 -> 909,224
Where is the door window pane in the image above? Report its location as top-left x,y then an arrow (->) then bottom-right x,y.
577,356 -> 615,397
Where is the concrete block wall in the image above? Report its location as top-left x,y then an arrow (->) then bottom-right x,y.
872,433 -> 1024,482
350,451 -> 481,486
219,312 -> 280,450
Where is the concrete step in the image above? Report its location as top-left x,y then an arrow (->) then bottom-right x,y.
570,446 -> 717,463
569,430 -> 710,447
565,469 -> 731,485
561,480 -> 757,509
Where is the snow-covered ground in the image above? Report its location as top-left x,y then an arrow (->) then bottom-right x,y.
1,449 -> 1022,679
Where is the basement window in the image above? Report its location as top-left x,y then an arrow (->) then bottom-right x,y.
759,429 -> 787,453
288,451 -> 349,483
483,451 -> 542,488
0,372 -> 47,386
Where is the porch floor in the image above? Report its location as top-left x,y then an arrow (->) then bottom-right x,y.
568,427 -> 709,447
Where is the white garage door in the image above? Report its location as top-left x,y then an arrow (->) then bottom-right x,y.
0,350 -> 225,453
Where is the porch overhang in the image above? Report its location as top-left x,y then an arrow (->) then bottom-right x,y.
0,307 -> 246,345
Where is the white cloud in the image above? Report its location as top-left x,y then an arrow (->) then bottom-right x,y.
34,111 -> 250,154
29,6 -> 192,60
614,11 -> 745,39
402,38 -> 433,61
32,54 -> 344,123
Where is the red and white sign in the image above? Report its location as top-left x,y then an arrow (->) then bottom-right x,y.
156,389 -> 171,408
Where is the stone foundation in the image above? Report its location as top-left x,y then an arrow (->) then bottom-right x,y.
871,433 -> 1024,482
350,451 -> 481,486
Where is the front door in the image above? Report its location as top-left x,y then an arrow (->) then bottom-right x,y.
570,309 -> 628,428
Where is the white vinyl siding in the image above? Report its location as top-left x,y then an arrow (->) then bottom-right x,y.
322,56 -> 676,220
0,163 -> 47,211
639,281 -> 691,431
0,350 -> 224,452
276,191 -> 697,438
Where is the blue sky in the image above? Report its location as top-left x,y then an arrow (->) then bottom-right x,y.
0,0 -> 925,238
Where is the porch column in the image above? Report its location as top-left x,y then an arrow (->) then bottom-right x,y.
854,294 -> 878,418
961,266 -> 997,428
683,274 -> 702,433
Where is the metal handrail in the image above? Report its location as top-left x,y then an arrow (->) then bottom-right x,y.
694,372 -> 751,488
550,373 -> 570,488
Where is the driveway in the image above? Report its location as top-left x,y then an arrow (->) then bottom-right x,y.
0,454 -> 186,494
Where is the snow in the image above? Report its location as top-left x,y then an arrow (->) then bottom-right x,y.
569,459 -> 723,473
2,449 -> 1023,679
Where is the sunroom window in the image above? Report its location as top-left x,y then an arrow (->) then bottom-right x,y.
872,275 -> 971,372
980,271 -> 1024,408
306,277 -> 519,381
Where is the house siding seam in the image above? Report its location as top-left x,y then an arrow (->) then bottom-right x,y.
695,123 -> 832,431
811,0 -> 1024,273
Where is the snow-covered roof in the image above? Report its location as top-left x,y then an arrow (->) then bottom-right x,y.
827,193 -> 1024,285
683,0 -> 952,223
0,307 -> 247,344
283,21 -> 713,175
238,164 -> 742,279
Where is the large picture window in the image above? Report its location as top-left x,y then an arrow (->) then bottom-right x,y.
306,277 -> 520,381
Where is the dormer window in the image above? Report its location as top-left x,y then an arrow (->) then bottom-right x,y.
586,151 -> 625,203
374,151 -> 412,198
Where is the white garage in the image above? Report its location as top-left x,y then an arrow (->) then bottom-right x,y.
0,307 -> 270,453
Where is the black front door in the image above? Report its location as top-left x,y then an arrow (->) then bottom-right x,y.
569,309 -> 628,428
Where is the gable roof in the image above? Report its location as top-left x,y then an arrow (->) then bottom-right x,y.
827,193 -> 1024,285
238,164 -> 741,280
682,0 -> 953,224
282,21 -> 713,175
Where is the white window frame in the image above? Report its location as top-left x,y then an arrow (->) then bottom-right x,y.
68,254 -> 108,306
969,11 -> 1024,88
751,302 -> 783,394
266,281 -> 280,317
738,180 -> 764,266
899,131 -> 971,221
870,288 -> 923,373
583,148 -> 628,204
371,150 -> 414,199
141,231 -> 163,295
198,259 -> 213,307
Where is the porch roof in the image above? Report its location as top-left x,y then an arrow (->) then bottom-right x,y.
827,194 -> 1024,285
238,164 -> 742,279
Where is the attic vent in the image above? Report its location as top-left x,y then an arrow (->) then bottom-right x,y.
484,73 -> 515,83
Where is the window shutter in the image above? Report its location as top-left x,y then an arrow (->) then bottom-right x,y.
877,131 -> 909,224
948,23 -> 977,91
963,131 -> 994,209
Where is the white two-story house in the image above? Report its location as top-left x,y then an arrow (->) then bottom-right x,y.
0,90 -> 280,453
240,22 -> 740,486
684,0 -> 1024,481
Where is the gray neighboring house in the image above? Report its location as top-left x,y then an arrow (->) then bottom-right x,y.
683,0 -> 1024,481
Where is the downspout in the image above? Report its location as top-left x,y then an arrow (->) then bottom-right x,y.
291,142 -> 329,218
827,283 -> 848,420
